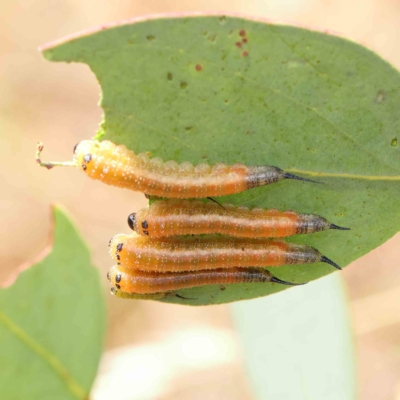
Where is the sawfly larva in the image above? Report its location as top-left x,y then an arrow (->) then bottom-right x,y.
128,200 -> 349,238
109,234 -> 341,272
107,265 -> 305,294
36,140 -> 317,198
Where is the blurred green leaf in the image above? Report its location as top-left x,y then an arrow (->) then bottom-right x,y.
231,274 -> 356,400
0,207 -> 106,399
42,16 -> 400,305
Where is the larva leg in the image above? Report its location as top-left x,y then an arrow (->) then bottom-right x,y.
206,197 -> 225,208
36,142 -> 77,169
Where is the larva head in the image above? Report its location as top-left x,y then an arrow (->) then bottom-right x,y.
108,233 -> 131,263
73,140 -> 101,173
129,208 -> 151,236
107,265 -> 132,292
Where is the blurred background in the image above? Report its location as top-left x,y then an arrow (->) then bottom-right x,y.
1,0 -> 400,399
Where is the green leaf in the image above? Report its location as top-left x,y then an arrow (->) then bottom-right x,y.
231,274 -> 356,400
41,16 -> 400,305
0,207 -> 106,399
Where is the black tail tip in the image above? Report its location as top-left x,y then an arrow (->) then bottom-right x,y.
283,172 -> 322,184
321,255 -> 342,270
330,224 -> 350,231
271,276 -> 308,286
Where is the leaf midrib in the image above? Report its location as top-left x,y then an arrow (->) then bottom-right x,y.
0,310 -> 87,400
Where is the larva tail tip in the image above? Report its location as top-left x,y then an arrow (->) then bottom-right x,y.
330,224 -> 350,231
283,172 -> 322,184
321,255 -> 342,270
270,276 -> 307,286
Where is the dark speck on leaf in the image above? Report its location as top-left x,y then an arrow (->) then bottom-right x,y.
195,64 -> 202,71
375,90 -> 386,103
180,81 -> 188,89
146,35 -> 155,41
167,72 -> 173,81
239,29 -> 246,37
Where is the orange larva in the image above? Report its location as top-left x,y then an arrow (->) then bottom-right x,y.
107,264 -> 305,294
109,234 -> 341,272
36,140 -> 317,198
128,199 -> 349,238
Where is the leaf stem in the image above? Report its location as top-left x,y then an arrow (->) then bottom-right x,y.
36,142 -> 77,169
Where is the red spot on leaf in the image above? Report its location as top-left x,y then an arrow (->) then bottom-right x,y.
235,42 -> 242,48
195,64 -> 202,71
242,38 -> 248,43
242,51 -> 249,57
239,29 -> 246,37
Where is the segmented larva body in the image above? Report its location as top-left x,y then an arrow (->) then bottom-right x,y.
107,265 -> 303,294
109,234 -> 340,272
128,200 -> 348,238
71,140 -> 315,198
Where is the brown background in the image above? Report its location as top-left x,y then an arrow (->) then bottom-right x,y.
1,0 -> 400,399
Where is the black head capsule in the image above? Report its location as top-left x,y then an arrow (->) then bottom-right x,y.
270,276 -> 308,286
127,213 -> 136,230
320,255 -> 342,270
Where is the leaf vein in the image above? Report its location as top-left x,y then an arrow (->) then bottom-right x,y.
0,311 -> 87,400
